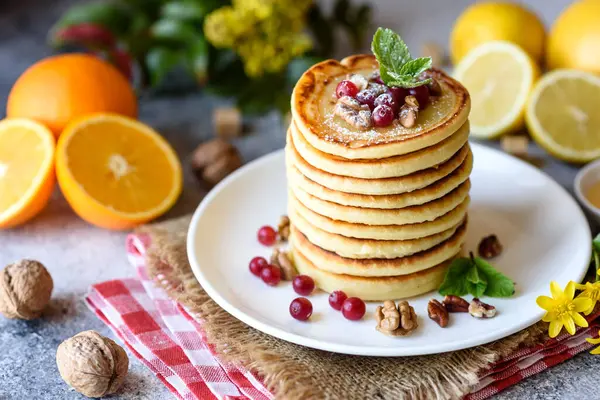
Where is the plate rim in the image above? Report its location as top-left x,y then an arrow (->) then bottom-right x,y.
187,142 -> 591,356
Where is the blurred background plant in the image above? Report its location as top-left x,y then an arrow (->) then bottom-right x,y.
48,0 -> 372,114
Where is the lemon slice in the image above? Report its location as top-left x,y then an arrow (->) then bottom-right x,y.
453,41 -> 539,139
526,70 -> 600,163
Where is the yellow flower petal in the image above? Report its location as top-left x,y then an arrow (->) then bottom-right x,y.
550,281 -> 564,300
542,312 -> 556,322
570,311 -> 589,328
587,337 -> 600,345
591,346 -> 600,355
562,315 -> 576,335
572,297 -> 594,313
536,296 -> 556,311
565,281 -> 576,300
548,320 -> 563,338
575,283 -> 587,291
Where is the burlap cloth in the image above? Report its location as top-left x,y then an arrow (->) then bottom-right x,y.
138,216 -> 548,400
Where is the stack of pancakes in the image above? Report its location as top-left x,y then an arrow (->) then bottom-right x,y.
286,55 -> 472,301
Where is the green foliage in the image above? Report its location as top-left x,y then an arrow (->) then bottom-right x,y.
439,253 -> 515,298
48,0 -> 371,114
371,27 -> 432,88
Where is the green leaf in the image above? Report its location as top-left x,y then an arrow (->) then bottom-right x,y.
150,19 -> 199,43
386,77 -> 431,89
398,57 -> 432,77
187,37 -> 209,85
161,2 -> 206,21
50,0 -> 132,37
146,47 -> 185,86
371,28 -> 411,74
439,258 -> 473,296
466,263 -> 488,298
473,257 -> 516,298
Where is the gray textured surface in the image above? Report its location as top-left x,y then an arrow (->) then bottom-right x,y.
0,1 -> 598,399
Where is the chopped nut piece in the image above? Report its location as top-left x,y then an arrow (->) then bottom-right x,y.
375,300 -> 418,336
478,235 -> 503,259
213,107 -> 243,138
277,215 -> 290,241
346,73 -> 368,91
399,96 -> 419,128
270,249 -> 297,281
404,95 -> 419,109
191,138 -> 242,188
427,78 -> 443,96
427,299 -> 449,327
421,41 -> 446,67
469,298 -> 497,319
442,295 -> 470,313
334,96 -> 372,129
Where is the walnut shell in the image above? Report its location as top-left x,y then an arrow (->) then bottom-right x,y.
56,330 -> 129,398
0,259 -> 53,320
191,138 -> 242,187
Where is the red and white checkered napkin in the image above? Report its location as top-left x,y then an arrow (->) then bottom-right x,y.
86,233 -> 599,400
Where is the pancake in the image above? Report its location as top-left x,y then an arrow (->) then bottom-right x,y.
290,119 -> 470,179
290,201 -> 464,258
286,132 -> 470,195
286,147 -> 473,209
291,244 -> 453,300
290,223 -> 466,276
290,179 -> 471,226
289,192 -> 470,240
291,55 -> 471,159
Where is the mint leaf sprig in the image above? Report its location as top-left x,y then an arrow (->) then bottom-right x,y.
439,253 -> 515,298
371,27 -> 432,89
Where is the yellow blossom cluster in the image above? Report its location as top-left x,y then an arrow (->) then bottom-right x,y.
204,0 -> 313,77
536,273 -> 600,354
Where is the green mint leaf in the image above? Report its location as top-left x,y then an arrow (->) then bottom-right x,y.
371,27 -> 411,73
466,263 -> 488,298
371,27 -> 430,89
473,257 -> 516,297
397,57 -> 432,77
438,258 -> 472,296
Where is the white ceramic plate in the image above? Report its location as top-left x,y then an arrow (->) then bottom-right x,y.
187,142 -> 591,357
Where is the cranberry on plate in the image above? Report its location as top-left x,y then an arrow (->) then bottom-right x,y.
292,275 -> 315,296
257,225 -> 277,246
260,264 -> 281,286
249,256 -> 268,277
374,92 -> 399,113
372,105 -> 395,127
342,297 -> 366,321
328,290 -> 348,311
290,297 -> 313,321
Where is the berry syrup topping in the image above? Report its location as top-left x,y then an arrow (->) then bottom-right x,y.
290,297 -> 313,321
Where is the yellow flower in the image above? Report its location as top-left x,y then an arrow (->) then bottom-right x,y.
536,281 -> 592,338
588,331 -> 600,355
575,281 -> 600,315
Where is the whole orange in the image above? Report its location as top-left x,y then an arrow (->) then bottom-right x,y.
6,53 -> 137,138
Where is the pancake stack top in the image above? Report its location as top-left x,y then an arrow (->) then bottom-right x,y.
286,54 -> 472,301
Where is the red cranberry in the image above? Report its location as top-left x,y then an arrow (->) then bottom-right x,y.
328,290 -> 348,311
371,72 -> 384,84
372,105 -> 395,127
249,256 -> 268,277
356,90 -> 376,110
289,297 -> 313,321
408,85 -> 430,108
389,87 -> 408,104
342,297 -> 366,321
292,275 -> 315,296
260,264 -> 281,286
336,80 -> 359,98
374,93 -> 399,113
257,225 -> 277,246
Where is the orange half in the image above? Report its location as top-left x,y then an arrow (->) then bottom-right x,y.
0,118 -> 56,228
56,114 -> 183,230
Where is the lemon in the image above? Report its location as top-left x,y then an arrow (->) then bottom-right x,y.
453,41 -> 539,139
450,2 -> 545,65
547,0 -> 600,74
526,70 -> 600,163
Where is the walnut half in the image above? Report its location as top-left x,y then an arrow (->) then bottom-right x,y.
334,96 -> 372,129
375,300 -> 418,336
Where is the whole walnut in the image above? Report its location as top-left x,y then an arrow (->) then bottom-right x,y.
0,259 -> 53,320
191,138 -> 242,188
56,330 -> 129,398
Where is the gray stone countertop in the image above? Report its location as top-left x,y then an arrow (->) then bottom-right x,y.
0,1 -> 598,399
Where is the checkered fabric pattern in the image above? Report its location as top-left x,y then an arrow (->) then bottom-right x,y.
85,233 -> 600,400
